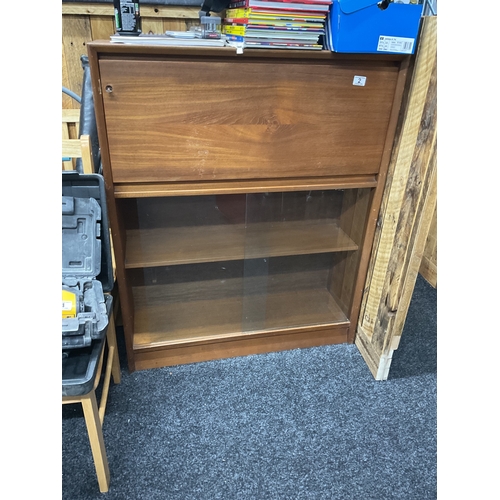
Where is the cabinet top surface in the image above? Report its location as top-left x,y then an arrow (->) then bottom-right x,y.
87,40 -> 407,63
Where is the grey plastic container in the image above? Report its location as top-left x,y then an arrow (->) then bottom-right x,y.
62,172 -> 113,350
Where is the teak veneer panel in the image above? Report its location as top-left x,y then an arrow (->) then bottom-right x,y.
88,43 -> 410,372
98,55 -> 400,182
112,175 -> 379,198
125,219 -> 358,268
133,323 -> 349,371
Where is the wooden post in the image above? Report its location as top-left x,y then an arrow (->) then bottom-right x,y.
355,16 -> 437,380
419,205 -> 437,287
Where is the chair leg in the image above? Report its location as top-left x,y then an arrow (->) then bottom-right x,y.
106,310 -> 121,385
81,391 -> 110,493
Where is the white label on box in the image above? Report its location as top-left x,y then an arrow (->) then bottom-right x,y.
353,76 -> 366,86
377,35 -> 415,54
62,301 -> 73,311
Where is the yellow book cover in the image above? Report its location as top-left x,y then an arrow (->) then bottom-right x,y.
225,7 -> 252,18
223,25 -> 247,35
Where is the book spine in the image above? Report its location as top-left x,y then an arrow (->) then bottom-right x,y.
225,7 -> 252,17
227,0 -> 250,9
224,33 -> 246,42
224,17 -> 250,24
229,0 -> 331,7
223,25 -> 247,35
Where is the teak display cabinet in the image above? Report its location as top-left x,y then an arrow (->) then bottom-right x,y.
88,43 -> 409,372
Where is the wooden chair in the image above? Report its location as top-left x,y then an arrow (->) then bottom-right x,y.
63,108 -> 118,285
62,109 -> 94,174
62,296 -> 121,493
62,158 -> 119,492
63,108 -> 118,293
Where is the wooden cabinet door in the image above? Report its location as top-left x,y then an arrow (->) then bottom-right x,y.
98,56 -> 400,183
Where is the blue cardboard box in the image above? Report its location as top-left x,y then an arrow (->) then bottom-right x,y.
325,0 -> 424,54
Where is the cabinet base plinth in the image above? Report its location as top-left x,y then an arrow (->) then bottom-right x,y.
132,324 -> 350,371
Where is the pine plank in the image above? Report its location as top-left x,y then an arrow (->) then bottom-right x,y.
62,4 -> 199,19
62,15 -> 92,104
62,41 -> 74,110
163,19 -> 193,32
142,18 -> 165,36
372,59 -> 437,354
62,119 -> 73,171
90,15 -> 115,41
391,140 -> 436,341
63,3 -> 114,15
355,16 -> 437,380
419,205 -> 437,287
62,109 -> 81,123
62,138 -> 84,156
62,135 -> 94,173
358,16 -> 436,342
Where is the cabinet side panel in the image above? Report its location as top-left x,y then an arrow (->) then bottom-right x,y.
99,58 -> 399,182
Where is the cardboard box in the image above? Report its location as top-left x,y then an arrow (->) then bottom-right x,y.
326,0 -> 424,54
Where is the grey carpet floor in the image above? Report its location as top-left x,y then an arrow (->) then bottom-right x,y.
62,274 -> 437,499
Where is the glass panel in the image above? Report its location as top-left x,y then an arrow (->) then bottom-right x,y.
241,190 -> 358,334
120,188 -> 371,347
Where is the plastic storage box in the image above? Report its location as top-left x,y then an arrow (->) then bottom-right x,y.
325,0 -> 424,54
62,295 -> 113,397
62,172 -> 113,350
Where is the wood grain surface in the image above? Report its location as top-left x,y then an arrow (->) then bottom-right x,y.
125,219 -> 358,268
133,282 -> 348,348
355,16 -> 437,380
87,42 -> 410,372
98,57 -> 399,182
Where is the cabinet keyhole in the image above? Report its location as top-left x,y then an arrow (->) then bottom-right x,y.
105,85 -> 113,93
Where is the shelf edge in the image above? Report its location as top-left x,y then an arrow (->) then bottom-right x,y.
133,321 -> 350,351
114,176 -> 378,198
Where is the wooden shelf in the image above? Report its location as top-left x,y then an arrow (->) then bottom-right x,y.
133,280 -> 348,350
113,175 -> 379,198
125,219 -> 358,268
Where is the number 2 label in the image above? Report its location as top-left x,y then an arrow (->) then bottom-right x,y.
353,76 -> 367,87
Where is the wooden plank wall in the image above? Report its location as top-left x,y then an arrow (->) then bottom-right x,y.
419,205 -> 437,287
62,2 -> 200,109
355,16 -> 437,380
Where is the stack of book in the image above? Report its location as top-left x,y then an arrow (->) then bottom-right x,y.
222,0 -> 333,50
